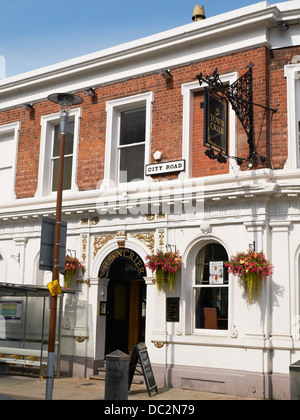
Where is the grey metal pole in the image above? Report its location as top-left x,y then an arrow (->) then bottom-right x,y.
45,93 -> 83,400
45,129 -> 66,400
45,352 -> 55,400
56,295 -> 63,379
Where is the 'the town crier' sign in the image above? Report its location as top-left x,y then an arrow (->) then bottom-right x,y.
204,89 -> 228,154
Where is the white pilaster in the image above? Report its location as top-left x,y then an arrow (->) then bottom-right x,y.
270,221 -> 292,340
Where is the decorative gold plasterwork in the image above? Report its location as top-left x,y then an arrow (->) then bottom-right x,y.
131,233 -> 155,254
146,213 -> 165,221
151,340 -> 166,348
94,235 -> 115,258
116,231 -> 127,249
76,279 -> 90,285
74,336 -> 89,343
116,231 -> 127,237
156,213 -> 165,219
90,217 -> 99,225
158,229 -> 165,250
81,234 -> 87,267
80,216 -> 99,226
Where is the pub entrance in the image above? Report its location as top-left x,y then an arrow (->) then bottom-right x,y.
99,248 -> 147,355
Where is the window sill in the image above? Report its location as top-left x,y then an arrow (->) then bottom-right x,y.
192,329 -> 228,338
159,333 -> 232,348
156,333 -> 271,350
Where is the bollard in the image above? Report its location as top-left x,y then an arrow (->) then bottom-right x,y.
105,349 -> 130,400
290,360 -> 300,400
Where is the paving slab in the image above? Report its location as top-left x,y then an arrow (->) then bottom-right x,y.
0,374 -> 260,401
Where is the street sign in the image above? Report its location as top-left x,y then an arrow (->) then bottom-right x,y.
47,280 -> 62,296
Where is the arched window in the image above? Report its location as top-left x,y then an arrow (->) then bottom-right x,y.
194,243 -> 228,330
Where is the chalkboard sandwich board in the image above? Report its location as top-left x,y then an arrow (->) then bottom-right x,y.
128,342 -> 158,396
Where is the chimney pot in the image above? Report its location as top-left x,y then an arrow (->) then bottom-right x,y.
192,5 -> 206,21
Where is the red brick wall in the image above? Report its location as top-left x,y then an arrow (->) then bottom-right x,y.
192,47 -> 272,175
0,45 -> 294,199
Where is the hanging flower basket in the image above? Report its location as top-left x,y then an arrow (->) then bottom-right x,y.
63,255 -> 84,288
225,250 -> 273,304
145,250 -> 182,293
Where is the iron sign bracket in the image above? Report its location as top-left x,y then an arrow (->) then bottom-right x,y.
196,62 -> 277,165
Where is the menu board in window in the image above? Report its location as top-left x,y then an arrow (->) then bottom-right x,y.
209,261 -> 224,284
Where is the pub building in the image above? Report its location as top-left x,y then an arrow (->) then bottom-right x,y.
0,1 -> 299,399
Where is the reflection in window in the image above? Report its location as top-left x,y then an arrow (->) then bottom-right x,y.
194,243 -> 228,330
119,108 -> 146,182
51,122 -> 74,192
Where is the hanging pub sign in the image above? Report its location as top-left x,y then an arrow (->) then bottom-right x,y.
203,88 -> 228,154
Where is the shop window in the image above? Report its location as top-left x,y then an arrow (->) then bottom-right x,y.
194,243 -> 228,330
104,92 -> 153,187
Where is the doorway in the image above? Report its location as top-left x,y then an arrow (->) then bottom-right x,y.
104,258 -> 146,355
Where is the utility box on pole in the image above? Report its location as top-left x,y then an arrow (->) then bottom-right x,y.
39,216 -> 67,273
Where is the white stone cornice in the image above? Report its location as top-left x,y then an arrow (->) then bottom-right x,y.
0,3 -> 284,110
243,221 -> 266,232
0,173 -> 293,221
269,221 -> 292,231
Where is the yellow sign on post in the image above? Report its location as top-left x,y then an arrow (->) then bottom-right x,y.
47,280 -> 62,297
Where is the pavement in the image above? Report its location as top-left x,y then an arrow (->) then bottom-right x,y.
0,374 -> 260,401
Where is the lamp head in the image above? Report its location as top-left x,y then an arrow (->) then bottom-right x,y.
48,93 -> 83,117
48,93 -> 83,134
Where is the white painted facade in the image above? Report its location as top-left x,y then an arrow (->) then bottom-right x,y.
0,1 -> 299,399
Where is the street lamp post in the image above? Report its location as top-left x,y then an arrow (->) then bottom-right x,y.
46,93 -> 83,400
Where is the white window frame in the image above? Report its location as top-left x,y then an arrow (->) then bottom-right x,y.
36,108 -> 81,197
104,92 -> 154,188
51,121 -> 75,192
192,243 -> 229,335
181,73 -> 238,179
285,64 -> 300,170
118,107 -> 146,183
0,121 -> 20,202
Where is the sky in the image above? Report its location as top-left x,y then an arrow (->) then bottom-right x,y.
0,0 -> 284,79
